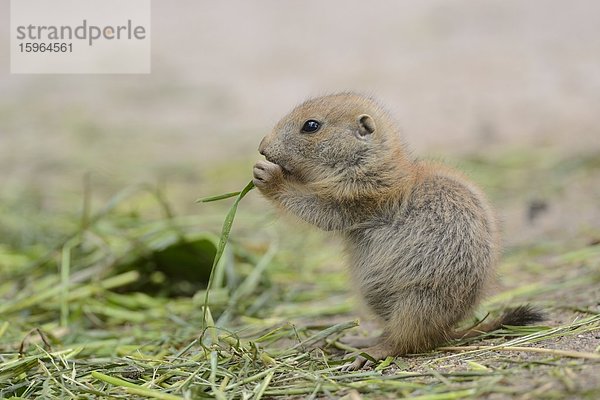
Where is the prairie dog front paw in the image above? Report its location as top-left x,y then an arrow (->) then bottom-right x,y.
253,160 -> 284,195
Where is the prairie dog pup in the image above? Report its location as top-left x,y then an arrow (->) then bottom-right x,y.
253,93 -> 541,369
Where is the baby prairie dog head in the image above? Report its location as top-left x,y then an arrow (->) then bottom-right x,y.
258,93 -> 412,199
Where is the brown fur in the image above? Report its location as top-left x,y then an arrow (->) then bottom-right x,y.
252,93 -> 542,370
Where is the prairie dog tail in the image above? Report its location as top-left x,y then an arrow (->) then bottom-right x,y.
452,305 -> 544,340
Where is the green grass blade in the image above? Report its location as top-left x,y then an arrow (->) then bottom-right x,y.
60,237 -> 79,328
92,371 -> 184,400
201,180 -> 255,328
196,191 -> 243,203
293,320 -> 359,350
253,369 -> 275,400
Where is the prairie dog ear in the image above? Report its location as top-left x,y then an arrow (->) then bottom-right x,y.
357,114 -> 376,137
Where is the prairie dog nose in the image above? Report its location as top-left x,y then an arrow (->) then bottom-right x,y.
258,137 -> 267,155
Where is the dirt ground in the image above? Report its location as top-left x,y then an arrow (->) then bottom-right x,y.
1,1 -> 599,398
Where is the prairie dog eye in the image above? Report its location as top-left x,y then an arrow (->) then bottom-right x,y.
301,120 -> 321,133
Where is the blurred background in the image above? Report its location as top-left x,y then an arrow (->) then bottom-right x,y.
1,0 -> 599,248
2,3 -> 599,396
